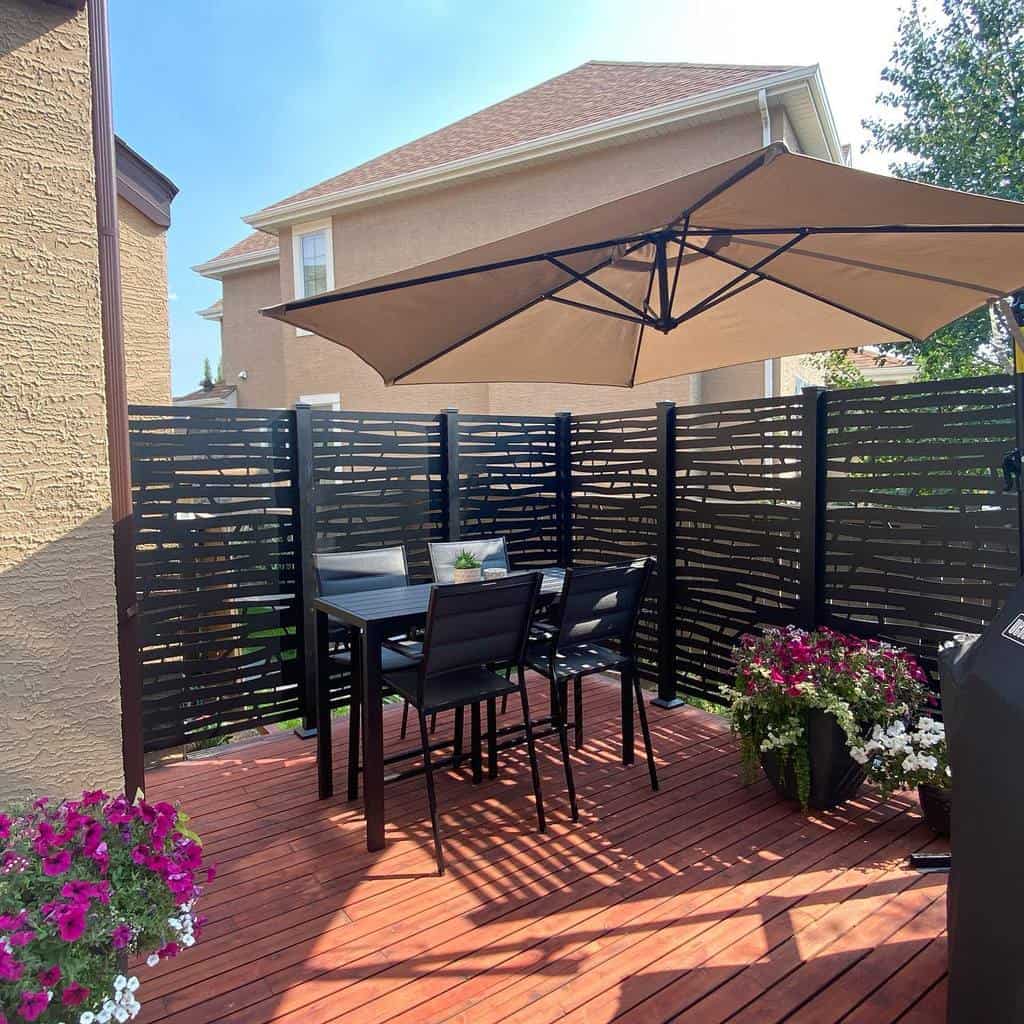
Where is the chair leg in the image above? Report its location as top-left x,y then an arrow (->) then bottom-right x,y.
487,697 -> 498,779
500,693 -> 508,715
516,667 -> 546,833
548,671 -> 579,822
471,702 -> 483,784
621,671 -> 635,766
632,669 -> 659,792
573,675 -> 584,750
400,699 -> 409,741
453,706 -> 465,769
417,709 -> 445,876
430,712 -> 437,734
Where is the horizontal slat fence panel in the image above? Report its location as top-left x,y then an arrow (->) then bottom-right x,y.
457,414 -> 560,568
674,395 -> 806,704
824,375 -> 1021,690
130,406 -> 301,751
310,410 -> 445,708
570,409 -> 660,679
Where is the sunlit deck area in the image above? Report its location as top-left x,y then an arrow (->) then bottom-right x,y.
140,677 -> 948,1024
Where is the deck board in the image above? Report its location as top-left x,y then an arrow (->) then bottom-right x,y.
139,676 -> 947,1023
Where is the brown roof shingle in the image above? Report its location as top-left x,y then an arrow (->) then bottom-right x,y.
257,61 -> 797,215
206,60 -> 798,266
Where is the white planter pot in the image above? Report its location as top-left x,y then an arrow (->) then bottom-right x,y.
452,567 -> 482,583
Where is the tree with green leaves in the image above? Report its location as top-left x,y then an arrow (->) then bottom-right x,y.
863,0 -> 1024,379
200,356 -> 213,389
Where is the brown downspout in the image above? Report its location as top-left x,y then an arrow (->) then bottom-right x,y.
87,0 -> 145,797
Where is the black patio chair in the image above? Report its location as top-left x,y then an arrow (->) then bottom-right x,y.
383,571 -> 574,875
313,546 -> 422,752
526,559 -> 658,793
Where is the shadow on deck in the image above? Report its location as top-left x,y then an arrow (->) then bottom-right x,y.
138,676 -> 948,1024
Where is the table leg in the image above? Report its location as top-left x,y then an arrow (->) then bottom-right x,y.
360,623 -> 386,851
347,630 -> 363,801
315,610 -> 333,799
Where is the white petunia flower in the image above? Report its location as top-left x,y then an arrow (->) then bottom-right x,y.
146,954 -> 160,968
126,977 -> 139,993
79,1014 -> 95,1024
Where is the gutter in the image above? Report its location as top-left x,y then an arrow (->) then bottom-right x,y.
243,64 -> 827,233
87,0 -> 144,797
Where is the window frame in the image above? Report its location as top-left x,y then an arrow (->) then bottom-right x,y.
291,220 -> 335,334
298,392 -> 341,411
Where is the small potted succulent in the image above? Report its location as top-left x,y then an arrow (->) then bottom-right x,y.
451,550 -> 483,583
850,717 -> 951,835
0,790 -> 211,1023
725,626 -> 929,811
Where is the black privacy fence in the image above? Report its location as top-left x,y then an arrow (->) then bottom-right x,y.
129,373 -> 1024,751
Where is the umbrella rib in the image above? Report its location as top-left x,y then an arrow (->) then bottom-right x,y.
547,295 -> 647,325
675,145 -> 779,222
546,256 -> 647,318
685,224 -> 1024,237
680,239 -> 920,343
629,252 -> 661,386
672,230 -> 807,325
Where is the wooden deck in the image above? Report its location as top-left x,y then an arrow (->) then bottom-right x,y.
140,677 -> 948,1024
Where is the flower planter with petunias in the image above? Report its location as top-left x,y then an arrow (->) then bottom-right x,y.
0,791 -> 212,1024
725,626 -> 930,811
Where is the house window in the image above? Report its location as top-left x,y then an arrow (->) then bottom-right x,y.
792,375 -> 810,395
292,220 -> 335,300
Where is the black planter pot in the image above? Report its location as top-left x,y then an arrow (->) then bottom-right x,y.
759,709 -> 866,810
917,783 -> 951,836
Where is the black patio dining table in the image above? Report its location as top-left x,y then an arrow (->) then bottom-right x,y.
312,567 -> 566,851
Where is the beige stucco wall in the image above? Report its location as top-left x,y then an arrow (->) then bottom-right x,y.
0,0 -> 123,800
118,197 -> 171,404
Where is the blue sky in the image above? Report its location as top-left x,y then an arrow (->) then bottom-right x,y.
108,0 -> 904,395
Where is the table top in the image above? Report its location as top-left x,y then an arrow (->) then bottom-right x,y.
314,567 -> 565,630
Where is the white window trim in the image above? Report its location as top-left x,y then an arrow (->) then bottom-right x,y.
299,392 -> 341,411
291,219 -> 335,335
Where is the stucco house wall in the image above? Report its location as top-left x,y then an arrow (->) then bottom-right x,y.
118,196 -> 171,404
0,0 -> 123,799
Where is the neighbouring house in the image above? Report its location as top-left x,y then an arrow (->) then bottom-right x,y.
173,381 -> 238,408
195,60 -> 858,415
116,136 -> 177,404
0,0 -> 174,799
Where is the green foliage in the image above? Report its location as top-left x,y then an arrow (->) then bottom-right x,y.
809,350 -> 872,390
863,0 -> 1023,378
200,356 -> 213,389
453,549 -> 482,570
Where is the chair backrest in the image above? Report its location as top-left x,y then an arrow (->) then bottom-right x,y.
428,537 -> 510,583
553,560 -> 654,653
417,572 -> 540,702
313,545 -> 409,598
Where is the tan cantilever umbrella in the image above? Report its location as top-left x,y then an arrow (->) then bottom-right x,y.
261,143 -> 1024,386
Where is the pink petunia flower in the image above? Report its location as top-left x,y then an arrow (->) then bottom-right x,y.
158,941 -> 180,959
61,982 -> 90,1007
80,789 -> 108,807
55,904 -> 86,942
0,950 -> 23,982
41,849 -> 72,876
0,813 -> 10,840
111,923 -> 133,950
8,929 -> 35,948
0,911 -> 27,932
37,964 -> 61,988
16,991 -> 49,1022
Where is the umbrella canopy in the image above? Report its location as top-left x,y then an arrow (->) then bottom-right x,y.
262,143 -> 1024,387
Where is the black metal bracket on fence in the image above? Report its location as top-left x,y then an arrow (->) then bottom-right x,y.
441,407 -> 461,544
652,400 -> 684,709
555,411 -> 573,569
1016,374 -> 1024,579
293,403 -> 319,738
798,387 -> 828,630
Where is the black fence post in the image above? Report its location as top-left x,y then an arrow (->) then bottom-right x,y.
1016,373 -> 1024,579
293,402 -> 318,738
798,386 -> 828,631
652,400 -> 684,708
441,408 -> 461,543
555,411 -> 572,568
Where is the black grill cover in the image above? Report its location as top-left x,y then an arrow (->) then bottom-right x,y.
940,576 -> 1024,1023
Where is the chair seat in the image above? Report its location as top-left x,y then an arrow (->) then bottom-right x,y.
383,665 -> 519,714
526,641 -> 628,680
331,642 -> 422,673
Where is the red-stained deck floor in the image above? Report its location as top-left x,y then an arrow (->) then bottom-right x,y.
140,676 -> 948,1024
